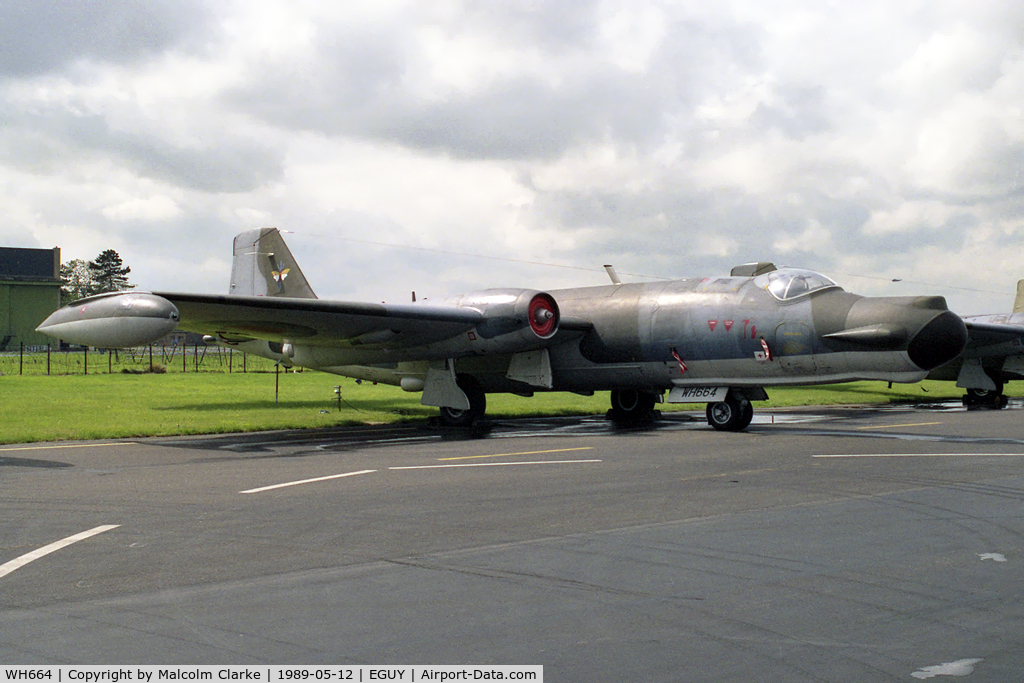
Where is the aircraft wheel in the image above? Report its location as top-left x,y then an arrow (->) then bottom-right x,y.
438,375 -> 487,427
609,388 -> 657,425
707,394 -> 752,432
964,385 -> 1006,409
737,398 -> 754,430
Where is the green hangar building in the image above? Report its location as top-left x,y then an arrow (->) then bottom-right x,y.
0,246 -> 61,350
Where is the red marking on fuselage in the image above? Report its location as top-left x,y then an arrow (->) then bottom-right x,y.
671,348 -> 687,373
708,320 -> 718,332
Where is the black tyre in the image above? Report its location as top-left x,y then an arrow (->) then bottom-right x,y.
707,394 -> 752,432
438,375 -> 487,427
964,384 -> 1007,409
737,397 -> 754,430
609,388 -> 658,425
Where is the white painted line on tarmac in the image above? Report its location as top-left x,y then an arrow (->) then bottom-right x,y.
0,443 -> 137,452
813,452 -> 1024,458
439,446 -> 594,461
0,525 -> 120,580
240,469 -> 377,493
390,459 -> 602,470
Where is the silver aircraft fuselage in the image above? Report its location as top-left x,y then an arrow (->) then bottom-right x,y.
270,270 -> 965,395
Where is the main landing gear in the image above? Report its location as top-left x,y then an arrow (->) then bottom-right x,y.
963,385 -> 1008,409
437,375 -> 487,428
706,392 -> 754,432
608,388 -> 659,426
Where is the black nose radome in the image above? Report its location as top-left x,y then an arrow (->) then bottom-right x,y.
907,310 -> 968,370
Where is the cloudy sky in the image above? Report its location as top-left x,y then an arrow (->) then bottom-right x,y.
2,0 -> 1021,313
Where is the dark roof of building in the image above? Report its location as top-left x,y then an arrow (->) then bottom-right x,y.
0,247 -> 60,283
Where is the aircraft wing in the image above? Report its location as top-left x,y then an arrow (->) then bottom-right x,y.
158,292 -> 485,348
964,320 -> 1024,349
37,286 -> 591,352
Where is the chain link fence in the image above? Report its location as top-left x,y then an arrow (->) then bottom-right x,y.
0,343 -> 282,376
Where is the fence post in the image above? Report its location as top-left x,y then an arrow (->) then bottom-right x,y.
47,344 -> 51,376
20,342 -> 24,375
109,349 -> 112,374
149,344 -> 153,372
84,346 -> 88,375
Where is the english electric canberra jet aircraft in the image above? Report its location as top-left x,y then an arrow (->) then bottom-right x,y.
38,228 -> 969,431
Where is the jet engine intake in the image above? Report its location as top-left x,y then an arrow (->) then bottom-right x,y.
906,309 -> 968,371
433,288 -> 561,356
527,293 -> 558,338
820,295 -> 967,372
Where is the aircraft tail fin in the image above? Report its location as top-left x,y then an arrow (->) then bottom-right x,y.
1014,280 -> 1024,314
229,228 -> 318,299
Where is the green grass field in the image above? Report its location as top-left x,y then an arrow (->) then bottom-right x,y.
0,367 -> 997,445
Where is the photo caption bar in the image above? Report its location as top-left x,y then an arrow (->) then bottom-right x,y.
1,666 -> 542,683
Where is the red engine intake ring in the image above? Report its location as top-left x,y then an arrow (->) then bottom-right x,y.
528,293 -> 559,339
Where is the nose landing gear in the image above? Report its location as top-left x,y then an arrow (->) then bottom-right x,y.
706,392 -> 754,431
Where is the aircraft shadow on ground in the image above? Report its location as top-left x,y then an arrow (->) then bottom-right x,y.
0,456 -> 73,468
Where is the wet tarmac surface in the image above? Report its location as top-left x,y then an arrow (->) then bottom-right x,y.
2,401 -> 1023,680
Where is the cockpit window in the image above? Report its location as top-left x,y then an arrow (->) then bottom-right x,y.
753,268 -> 839,301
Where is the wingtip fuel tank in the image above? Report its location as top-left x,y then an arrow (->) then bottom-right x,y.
36,292 -> 180,348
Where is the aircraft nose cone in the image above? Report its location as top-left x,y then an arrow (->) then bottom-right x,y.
907,310 -> 968,370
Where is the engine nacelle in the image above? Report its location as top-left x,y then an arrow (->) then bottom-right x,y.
36,292 -> 180,348
433,288 -> 560,356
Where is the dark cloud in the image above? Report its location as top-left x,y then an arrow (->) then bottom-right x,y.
0,104 -> 284,193
524,182 -> 780,278
228,9 -> 761,161
365,75 -> 669,159
522,155 -> 993,284
112,132 -> 284,194
0,0 -> 216,77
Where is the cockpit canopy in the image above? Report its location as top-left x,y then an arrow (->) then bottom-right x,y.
754,268 -> 840,301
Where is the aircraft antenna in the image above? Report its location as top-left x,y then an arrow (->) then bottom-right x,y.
303,231 -> 672,281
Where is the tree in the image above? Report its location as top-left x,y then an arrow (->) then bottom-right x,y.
59,250 -> 136,305
60,259 -> 94,306
88,249 -> 134,294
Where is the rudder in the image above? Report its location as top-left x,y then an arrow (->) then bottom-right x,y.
229,228 -> 317,299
